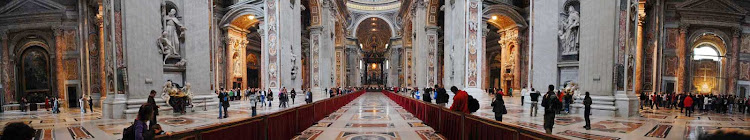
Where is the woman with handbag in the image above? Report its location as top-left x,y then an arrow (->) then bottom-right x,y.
492,92 -> 507,122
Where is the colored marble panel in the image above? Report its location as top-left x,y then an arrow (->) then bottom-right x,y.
644,124 -> 672,138
590,120 -> 643,133
415,130 -> 445,140
67,126 -> 94,139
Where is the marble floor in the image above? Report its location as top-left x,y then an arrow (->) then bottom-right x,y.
295,92 -> 444,140
0,92 -> 330,140
395,91 -> 750,140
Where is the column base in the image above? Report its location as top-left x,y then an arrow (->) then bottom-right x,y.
570,95 -> 618,117
102,92 -> 115,119
614,91 -> 640,117
112,94 -> 127,119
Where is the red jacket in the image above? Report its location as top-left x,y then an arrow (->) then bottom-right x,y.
683,96 -> 693,107
450,90 -> 470,114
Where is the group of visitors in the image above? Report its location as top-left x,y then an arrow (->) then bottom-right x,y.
642,92 -> 749,115
120,90 -> 170,140
16,96 -> 87,114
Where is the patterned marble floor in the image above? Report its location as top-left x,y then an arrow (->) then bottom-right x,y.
396,91 -> 750,140
0,92 -> 330,140
295,92 -> 445,140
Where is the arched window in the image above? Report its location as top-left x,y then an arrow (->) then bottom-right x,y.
693,46 -> 720,61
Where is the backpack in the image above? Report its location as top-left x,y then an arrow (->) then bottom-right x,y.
122,124 -> 135,140
468,95 -> 480,113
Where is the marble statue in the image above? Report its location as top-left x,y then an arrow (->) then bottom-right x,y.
159,9 -> 186,63
291,48 -> 298,80
559,5 -> 579,56
161,81 -> 174,106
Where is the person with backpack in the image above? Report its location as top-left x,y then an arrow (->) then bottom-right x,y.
449,86 -> 471,114
583,92 -> 592,130
491,92 -> 507,122
123,104 -> 154,140
541,85 -> 561,134
530,88 -> 540,117
423,87 -> 432,103
435,85 -> 449,107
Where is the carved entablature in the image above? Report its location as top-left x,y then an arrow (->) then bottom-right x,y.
676,0 -> 748,28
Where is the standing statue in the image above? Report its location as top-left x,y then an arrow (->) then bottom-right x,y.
559,5 -> 580,56
158,8 -> 187,63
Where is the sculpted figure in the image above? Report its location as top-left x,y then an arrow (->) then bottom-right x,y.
159,9 -> 186,63
559,5 -> 580,56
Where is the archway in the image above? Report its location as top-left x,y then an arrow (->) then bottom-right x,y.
689,33 -> 727,95
484,13 -> 523,94
356,17 -> 391,87
219,6 -> 263,90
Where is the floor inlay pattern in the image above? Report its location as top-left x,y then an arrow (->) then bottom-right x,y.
557,130 -> 621,140
644,124 -> 672,138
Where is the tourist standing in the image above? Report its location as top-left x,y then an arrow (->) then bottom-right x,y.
52,97 -> 59,114
79,97 -> 86,113
45,96 -> 50,111
583,92 -> 592,130
291,88 -> 297,104
530,88 -> 540,117
684,94 -> 694,117
435,85 -> 449,107
88,95 -> 94,113
148,90 -> 160,128
491,92 -> 507,122
639,92 -> 646,110
248,88 -> 257,117
267,89 -> 274,107
259,89 -> 266,107
564,92 -> 573,114
423,87 -> 432,103
521,87 -> 527,106
542,85 -> 561,134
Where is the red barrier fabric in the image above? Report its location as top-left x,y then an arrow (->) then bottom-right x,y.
464,117 -> 516,140
297,105 -> 316,133
201,119 -> 264,140
267,110 -> 297,140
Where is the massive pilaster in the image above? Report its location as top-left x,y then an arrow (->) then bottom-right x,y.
413,0 -> 429,89
676,24 -> 688,94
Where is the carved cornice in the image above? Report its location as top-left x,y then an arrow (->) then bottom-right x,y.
679,23 -> 689,33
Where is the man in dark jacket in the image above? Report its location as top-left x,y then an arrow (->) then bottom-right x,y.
583,92 -> 592,130
640,92 -> 646,110
530,88 -> 540,117
148,90 -> 160,128
435,85 -> 449,106
541,85 -> 561,134
492,92 -> 507,122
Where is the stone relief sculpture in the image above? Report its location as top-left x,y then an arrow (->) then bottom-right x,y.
559,5 -> 579,56
290,47 -> 298,80
158,8 -> 187,64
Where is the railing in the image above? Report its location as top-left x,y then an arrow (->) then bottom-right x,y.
155,90 -> 366,140
382,91 -> 567,140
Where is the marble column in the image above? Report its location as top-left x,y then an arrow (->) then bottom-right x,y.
264,0 -> 281,93
0,30 -> 6,111
309,26 -> 323,95
53,28 -> 66,105
481,23 -> 489,90
676,24 -> 688,94
463,0 -> 484,96
728,28 -> 740,95
634,19 -> 644,95
427,26 -> 439,87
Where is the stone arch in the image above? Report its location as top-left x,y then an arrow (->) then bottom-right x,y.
688,28 -> 730,55
350,15 -> 398,37
10,30 -> 54,58
483,4 -> 527,28
219,5 -> 265,28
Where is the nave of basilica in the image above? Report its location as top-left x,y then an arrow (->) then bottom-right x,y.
1,0 -> 750,139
